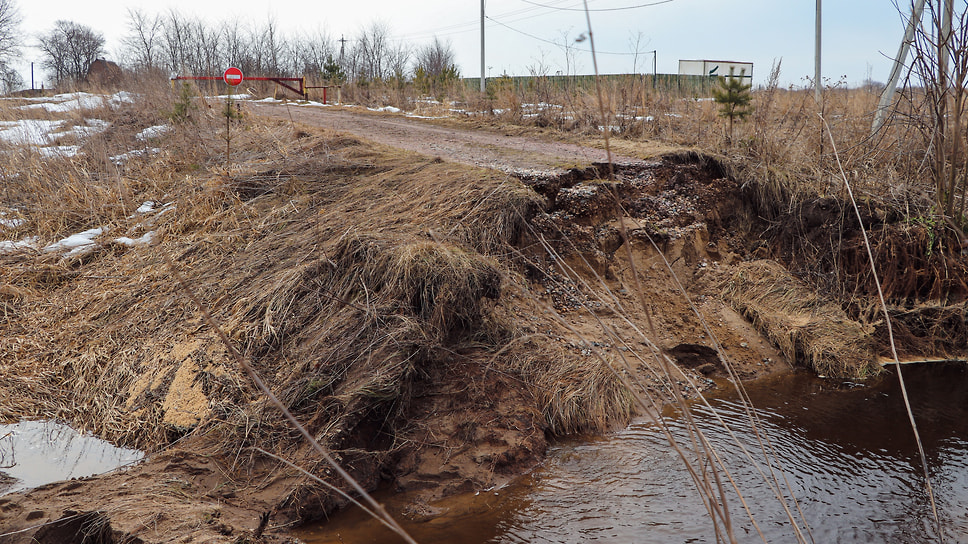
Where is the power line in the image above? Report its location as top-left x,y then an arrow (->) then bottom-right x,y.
395,0 -> 671,45
393,0 -> 578,41
485,15 -> 641,56
517,0 -> 677,11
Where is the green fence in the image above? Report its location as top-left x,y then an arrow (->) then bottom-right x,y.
462,73 -> 723,97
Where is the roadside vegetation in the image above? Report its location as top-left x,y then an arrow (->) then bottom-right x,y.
0,1 -> 966,543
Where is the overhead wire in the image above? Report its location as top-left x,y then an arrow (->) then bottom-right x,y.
485,15 -> 643,55
378,0 -> 661,61
393,0 -> 578,41
518,0 -> 678,11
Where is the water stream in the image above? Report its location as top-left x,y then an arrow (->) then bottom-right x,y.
299,363 -> 968,543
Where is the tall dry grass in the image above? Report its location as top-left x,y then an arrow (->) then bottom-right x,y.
0,75 -> 640,537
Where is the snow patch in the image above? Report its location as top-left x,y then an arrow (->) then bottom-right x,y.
38,145 -> 81,158
136,125 -> 171,141
0,216 -> 24,229
21,92 -> 107,113
44,227 -> 106,255
135,201 -> 158,214
110,91 -> 136,106
0,119 -> 63,145
110,148 -> 161,165
0,237 -> 38,254
209,94 -> 252,100
114,231 -> 155,247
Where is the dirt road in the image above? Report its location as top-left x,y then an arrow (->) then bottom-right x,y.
249,102 -> 648,174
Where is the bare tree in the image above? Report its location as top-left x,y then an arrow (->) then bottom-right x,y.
413,37 -> 457,78
349,21 -> 400,82
253,17 -> 284,76
222,18 -> 251,74
184,18 -> 221,77
37,20 -> 105,84
413,37 -> 459,96
121,8 -> 162,70
0,0 -> 20,78
557,30 -> 582,77
0,66 -> 21,93
289,28 -> 335,75
160,9 -> 189,74
908,1 -> 968,220
386,42 -> 411,82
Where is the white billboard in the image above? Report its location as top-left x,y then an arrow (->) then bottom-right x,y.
678,60 -> 753,80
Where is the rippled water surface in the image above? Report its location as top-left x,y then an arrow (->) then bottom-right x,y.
300,364 -> 968,543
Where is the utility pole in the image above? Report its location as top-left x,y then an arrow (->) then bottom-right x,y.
481,0 -> 486,93
816,0 -> 823,164
941,0 -> 953,92
872,0 -> 927,135
815,0 -> 822,105
339,35 -> 347,62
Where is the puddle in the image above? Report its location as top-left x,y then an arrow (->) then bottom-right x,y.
0,420 -> 144,495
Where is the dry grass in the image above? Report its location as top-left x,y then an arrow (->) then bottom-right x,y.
723,260 -> 879,378
1,68 -> 964,538
0,78 -> 638,524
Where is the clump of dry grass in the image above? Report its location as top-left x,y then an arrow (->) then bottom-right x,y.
514,346 -> 634,435
723,260 -> 879,378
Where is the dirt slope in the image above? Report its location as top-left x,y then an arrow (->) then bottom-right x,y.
0,104 -> 930,543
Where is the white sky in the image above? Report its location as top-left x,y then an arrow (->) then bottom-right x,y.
13,0 -> 906,88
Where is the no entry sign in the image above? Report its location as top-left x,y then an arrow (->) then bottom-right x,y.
223,67 -> 243,86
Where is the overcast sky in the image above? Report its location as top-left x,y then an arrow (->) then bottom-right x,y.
14,0 -> 907,88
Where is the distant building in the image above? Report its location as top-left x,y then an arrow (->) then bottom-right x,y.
678,59 -> 753,80
86,58 -> 123,88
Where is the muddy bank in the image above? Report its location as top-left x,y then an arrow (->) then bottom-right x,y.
1,112 -> 964,543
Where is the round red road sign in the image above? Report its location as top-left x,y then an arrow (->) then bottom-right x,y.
223,67 -> 243,86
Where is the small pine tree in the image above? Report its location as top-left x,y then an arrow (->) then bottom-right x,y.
322,56 -> 346,84
712,67 -> 753,144
168,82 -> 196,123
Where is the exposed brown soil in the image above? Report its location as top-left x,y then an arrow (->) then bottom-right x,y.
1,104 -> 964,543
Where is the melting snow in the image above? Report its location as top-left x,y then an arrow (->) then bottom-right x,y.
0,212 -> 24,229
38,145 -> 81,158
114,231 -> 155,247
110,148 -> 161,165
0,237 -> 38,254
135,201 -> 159,214
43,227 -> 106,256
0,119 -> 63,145
209,94 -> 252,100
20,92 -> 108,113
136,125 -> 171,141
0,118 -> 110,151
110,92 -> 135,106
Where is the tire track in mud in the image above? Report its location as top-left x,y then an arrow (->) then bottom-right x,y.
249,102 -> 649,175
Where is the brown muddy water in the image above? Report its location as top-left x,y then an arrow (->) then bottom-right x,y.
0,420 -> 143,495
298,364 -> 968,543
